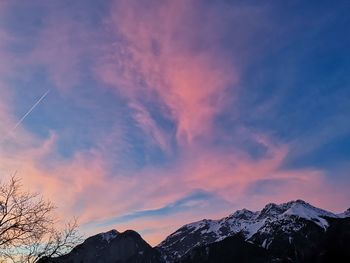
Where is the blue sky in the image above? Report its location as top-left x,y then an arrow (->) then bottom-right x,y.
0,0 -> 349,244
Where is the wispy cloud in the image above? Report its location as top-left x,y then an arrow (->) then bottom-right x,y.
97,0 -> 238,144
0,0 -> 349,246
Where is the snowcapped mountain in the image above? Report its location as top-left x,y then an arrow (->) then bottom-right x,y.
178,215 -> 350,263
157,200 -> 346,262
40,200 -> 350,263
338,208 -> 350,218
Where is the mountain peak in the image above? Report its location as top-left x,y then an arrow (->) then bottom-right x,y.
284,199 -> 320,209
98,229 -> 119,242
338,208 -> 350,218
41,200 -> 350,263
290,199 -> 309,205
157,199 -> 341,261
228,208 -> 257,220
258,202 -> 284,218
256,199 -> 337,229
43,229 -> 161,263
261,199 -> 309,212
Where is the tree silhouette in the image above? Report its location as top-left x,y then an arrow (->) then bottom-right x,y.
0,176 -> 81,262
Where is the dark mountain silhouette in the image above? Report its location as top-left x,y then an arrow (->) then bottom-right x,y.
39,229 -> 161,263
178,234 -> 270,263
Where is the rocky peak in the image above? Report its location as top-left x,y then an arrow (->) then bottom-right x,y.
338,208 -> 350,218
228,208 -> 256,220
258,202 -> 284,219
98,229 -> 119,242
346,208 -> 350,215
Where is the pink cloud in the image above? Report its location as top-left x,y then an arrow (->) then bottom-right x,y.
77,139 -> 347,245
1,117 -> 348,245
97,0 -> 238,144
1,0 -> 349,247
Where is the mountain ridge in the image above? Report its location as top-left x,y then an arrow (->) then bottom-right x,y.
40,200 -> 350,263
156,199 -> 346,261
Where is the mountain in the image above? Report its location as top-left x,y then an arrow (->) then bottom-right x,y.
40,200 -> 350,263
338,207 -> 350,218
39,229 -> 162,263
156,200 -> 347,262
178,216 -> 350,263
178,234 -> 270,263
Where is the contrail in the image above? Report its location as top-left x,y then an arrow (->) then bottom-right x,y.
3,89 -> 50,140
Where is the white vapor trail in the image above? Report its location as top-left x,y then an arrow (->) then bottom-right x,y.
2,89 -> 50,141
12,89 -> 50,131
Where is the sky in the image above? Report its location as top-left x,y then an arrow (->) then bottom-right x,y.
0,0 -> 349,245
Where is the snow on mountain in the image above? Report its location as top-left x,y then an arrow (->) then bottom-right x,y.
39,201 -> 350,263
337,208 -> 350,218
278,200 -> 337,229
157,200 -> 340,261
99,229 -> 120,242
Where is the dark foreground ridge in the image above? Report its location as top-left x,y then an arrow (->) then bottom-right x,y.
40,200 -> 350,263
39,229 -> 161,263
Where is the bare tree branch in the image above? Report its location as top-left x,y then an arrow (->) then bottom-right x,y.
0,176 -> 82,262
